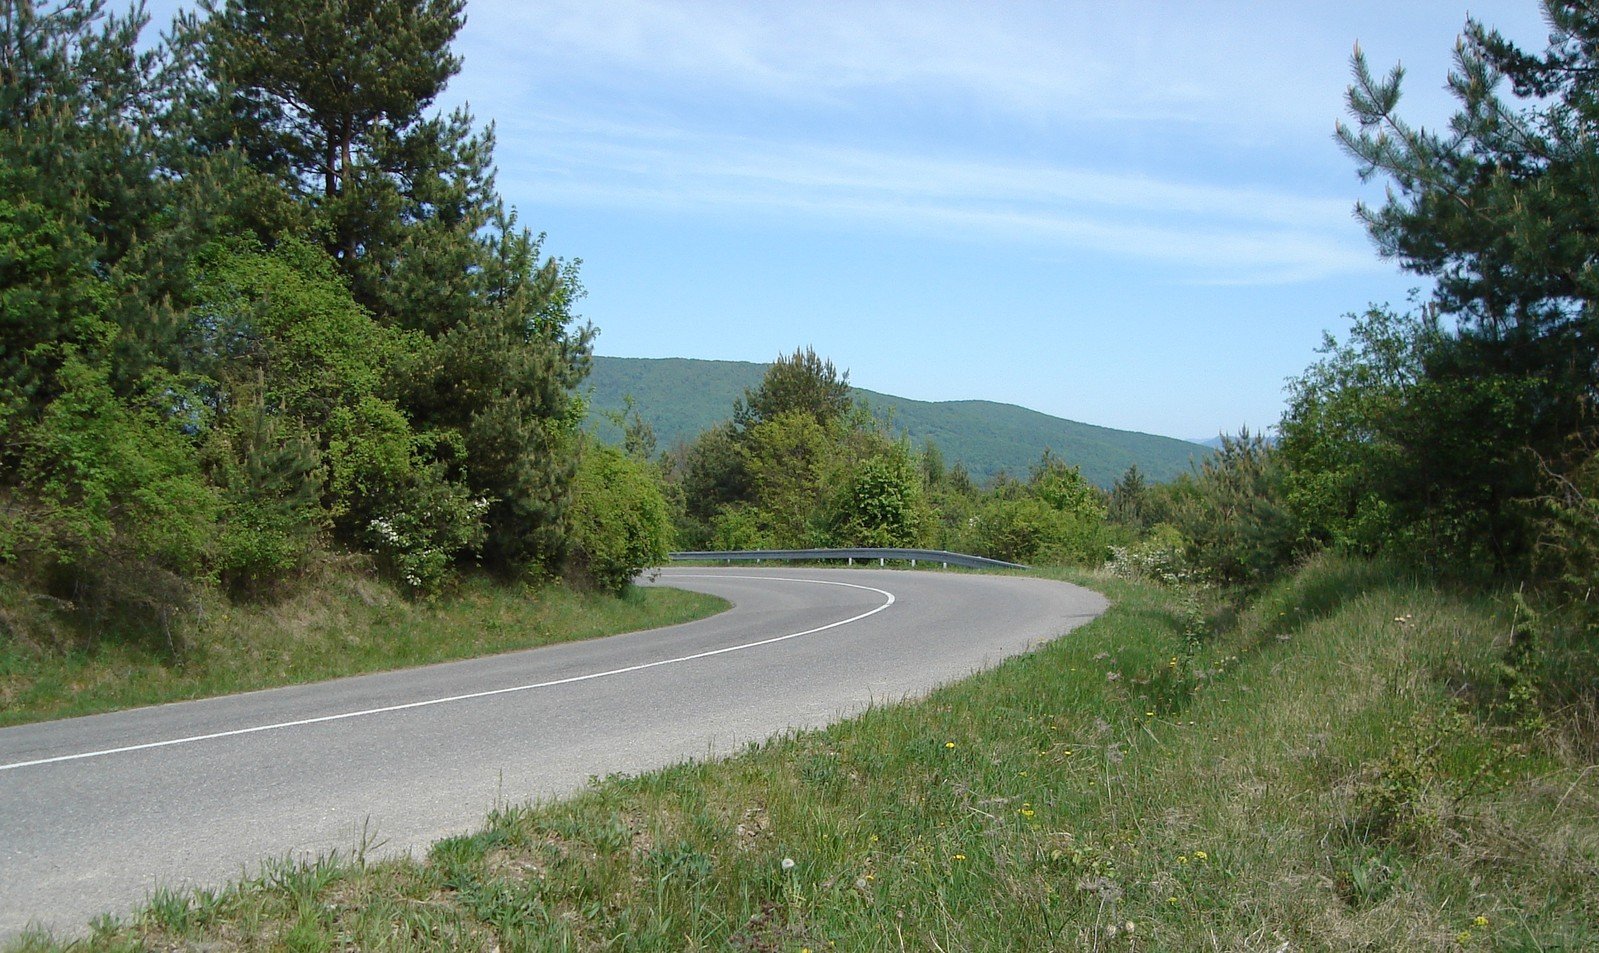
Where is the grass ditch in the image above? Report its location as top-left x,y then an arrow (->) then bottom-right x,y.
10,555 -> 1598,950
0,570 -> 727,728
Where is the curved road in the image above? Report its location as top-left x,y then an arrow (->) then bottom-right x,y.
0,567 -> 1106,940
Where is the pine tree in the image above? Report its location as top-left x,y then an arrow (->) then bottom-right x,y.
0,0 -> 167,407
733,346 -> 853,433
184,0 -> 593,575
1328,1 -> 1599,570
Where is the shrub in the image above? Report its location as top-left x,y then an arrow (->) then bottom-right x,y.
970,496 -> 1105,566
1104,523 -> 1192,585
829,449 -> 929,548
203,390 -> 327,598
327,397 -> 490,596
18,356 -> 217,577
1169,431 -> 1299,588
367,475 -> 490,597
568,444 -> 673,593
709,507 -> 767,551
10,356 -> 218,649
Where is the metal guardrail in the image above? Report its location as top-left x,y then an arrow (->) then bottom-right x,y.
667,548 -> 1028,571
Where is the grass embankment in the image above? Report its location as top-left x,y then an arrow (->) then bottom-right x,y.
13,556 -> 1597,951
0,571 -> 726,728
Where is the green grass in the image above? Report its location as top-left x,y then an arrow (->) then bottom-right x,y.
11,556 -> 1597,951
0,571 -> 727,728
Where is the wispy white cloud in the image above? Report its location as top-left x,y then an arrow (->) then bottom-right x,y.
458,0 -> 1510,138
490,112 -> 1376,284
441,1 -> 1545,286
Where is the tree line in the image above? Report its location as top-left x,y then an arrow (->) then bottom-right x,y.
0,0 -> 670,652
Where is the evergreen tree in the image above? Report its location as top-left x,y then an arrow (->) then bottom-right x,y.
1332,1 -> 1599,571
1107,464 -> 1151,529
0,0 -> 169,408
181,0 -> 463,272
733,346 -> 852,433
184,0 -> 593,575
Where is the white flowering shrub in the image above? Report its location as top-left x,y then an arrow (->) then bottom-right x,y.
368,479 -> 490,596
1104,524 -> 1197,586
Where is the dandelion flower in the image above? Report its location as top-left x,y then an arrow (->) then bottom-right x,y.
1193,850 -> 1208,861
953,853 -> 966,861
1474,915 -> 1489,928
945,741 -> 956,749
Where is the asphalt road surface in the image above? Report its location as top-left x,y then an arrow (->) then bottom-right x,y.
0,567 -> 1106,940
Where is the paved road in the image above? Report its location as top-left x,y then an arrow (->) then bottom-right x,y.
0,567 -> 1106,940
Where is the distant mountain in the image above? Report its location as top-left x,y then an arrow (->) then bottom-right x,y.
585,356 -> 1209,487
1189,433 -> 1277,450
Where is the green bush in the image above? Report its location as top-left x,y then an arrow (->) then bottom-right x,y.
367,472 -> 490,597
970,496 -> 1105,565
18,356 -> 217,577
829,449 -> 929,547
326,397 -> 489,596
203,390 -> 327,597
708,506 -> 767,551
1170,431 -> 1299,588
11,356 -> 218,646
568,444 -> 673,593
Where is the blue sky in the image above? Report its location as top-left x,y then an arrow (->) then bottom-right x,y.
146,1 -> 1551,441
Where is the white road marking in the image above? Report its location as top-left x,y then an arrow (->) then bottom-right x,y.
0,574 -> 894,774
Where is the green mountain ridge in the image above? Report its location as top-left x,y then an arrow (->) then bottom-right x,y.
585,356 -> 1207,487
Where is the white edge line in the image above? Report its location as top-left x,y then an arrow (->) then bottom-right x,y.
0,574 -> 894,773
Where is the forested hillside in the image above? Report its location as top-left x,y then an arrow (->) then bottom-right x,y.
587,356 -> 1206,486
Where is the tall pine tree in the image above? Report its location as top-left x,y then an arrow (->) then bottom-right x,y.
182,0 -> 592,574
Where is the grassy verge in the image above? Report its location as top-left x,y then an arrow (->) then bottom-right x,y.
0,571 -> 726,728
12,556 -> 1598,951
